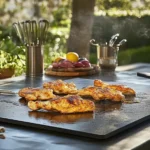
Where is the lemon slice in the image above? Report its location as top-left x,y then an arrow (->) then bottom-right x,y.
54,57 -> 64,63
66,52 -> 79,62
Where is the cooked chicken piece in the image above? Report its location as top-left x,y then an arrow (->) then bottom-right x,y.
18,87 -> 39,98
78,86 -> 125,102
94,79 -> 136,96
28,95 -> 95,113
18,87 -> 56,101
43,79 -> 78,94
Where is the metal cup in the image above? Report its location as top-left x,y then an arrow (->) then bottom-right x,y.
26,45 -> 43,77
98,45 -> 119,71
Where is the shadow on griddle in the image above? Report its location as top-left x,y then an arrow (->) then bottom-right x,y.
19,98 -> 28,105
95,101 -> 122,112
28,111 -> 94,124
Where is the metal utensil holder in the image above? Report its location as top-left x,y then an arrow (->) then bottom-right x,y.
98,45 -> 119,71
13,19 -> 49,77
90,39 -> 119,71
26,45 -> 43,77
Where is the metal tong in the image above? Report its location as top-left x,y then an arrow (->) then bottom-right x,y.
117,39 -> 127,46
109,33 -> 120,47
109,34 -> 127,47
0,89 -> 17,95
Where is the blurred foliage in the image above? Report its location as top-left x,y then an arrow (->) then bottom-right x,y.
0,36 -> 26,75
43,0 -> 71,66
95,0 -> 150,17
96,0 -> 132,10
118,46 -> 150,65
90,46 -> 150,66
0,0 -> 150,77
0,0 -> 71,76
91,16 -> 150,51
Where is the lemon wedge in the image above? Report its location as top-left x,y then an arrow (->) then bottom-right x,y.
54,57 -> 64,63
66,52 -> 79,62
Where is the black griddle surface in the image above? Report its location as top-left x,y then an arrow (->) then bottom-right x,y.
0,78 -> 150,139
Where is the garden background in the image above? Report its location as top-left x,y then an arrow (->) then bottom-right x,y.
0,0 -> 150,76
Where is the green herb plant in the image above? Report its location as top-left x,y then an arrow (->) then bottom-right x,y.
0,36 -> 26,76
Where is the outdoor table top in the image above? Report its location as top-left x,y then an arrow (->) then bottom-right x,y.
0,63 -> 150,150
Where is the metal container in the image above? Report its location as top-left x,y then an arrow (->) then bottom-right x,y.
26,45 -> 43,77
98,45 -> 119,71
90,39 -> 119,71
13,20 -> 50,77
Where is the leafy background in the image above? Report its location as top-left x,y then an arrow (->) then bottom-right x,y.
0,0 -> 150,76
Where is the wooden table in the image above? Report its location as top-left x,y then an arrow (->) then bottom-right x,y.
0,63 -> 150,150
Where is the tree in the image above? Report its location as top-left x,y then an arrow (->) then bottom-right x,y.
67,0 -> 95,59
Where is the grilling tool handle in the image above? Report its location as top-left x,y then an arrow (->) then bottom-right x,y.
0,90 -> 17,95
137,72 -> 150,79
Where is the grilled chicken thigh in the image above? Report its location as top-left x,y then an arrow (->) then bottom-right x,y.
28,95 -> 95,113
94,79 -> 136,96
78,86 -> 125,102
43,79 -> 78,94
18,87 -> 56,101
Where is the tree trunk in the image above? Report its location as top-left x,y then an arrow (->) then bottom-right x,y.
67,0 -> 95,59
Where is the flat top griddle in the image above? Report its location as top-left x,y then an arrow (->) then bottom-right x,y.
0,78 -> 150,139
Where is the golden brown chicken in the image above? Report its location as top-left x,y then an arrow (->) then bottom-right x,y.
43,79 -> 78,94
78,86 -> 125,102
28,95 -> 95,113
94,79 -> 136,96
18,87 -> 56,101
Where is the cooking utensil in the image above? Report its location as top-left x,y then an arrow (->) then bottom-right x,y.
31,20 -> 38,45
109,33 -> 119,47
21,21 -> 28,45
98,45 -> 119,71
110,36 -> 118,47
13,22 -> 23,43
90,39 -> 99,46
13,19 -> 49,46
0,89 -> 17,95
137,72 -> 150,79
17,22 -> 26,44
90,39 -> 100,65
90,39 -> 119,70
0,81 -> 15,85
117,39 -> 127,46
38,19 -> 49,45
13,19 -> 49,77
24,20 -> 32,46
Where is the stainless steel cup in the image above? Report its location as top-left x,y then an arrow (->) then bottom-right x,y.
98,45 -> 119,71
26,45 -> 43,77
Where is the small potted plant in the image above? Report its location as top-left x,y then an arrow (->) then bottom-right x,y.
0,36 -> 26,79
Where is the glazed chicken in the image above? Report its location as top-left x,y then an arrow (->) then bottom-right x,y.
18,87 -> 56,101
78,86 -> 125,102
94,79 -> 136,96
28,95 -> 95,113
43,79 -> 78,94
